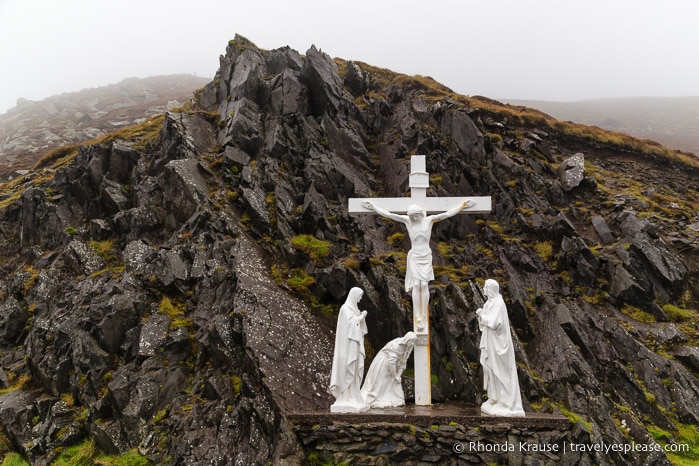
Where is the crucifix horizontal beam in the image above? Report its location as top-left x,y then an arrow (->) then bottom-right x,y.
348,196 -> 492,215
348,156 -> 491,215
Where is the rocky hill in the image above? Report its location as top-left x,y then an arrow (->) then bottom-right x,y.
0,35 -> 697,465
0,74 -> 210,181
503,97 -> 699,156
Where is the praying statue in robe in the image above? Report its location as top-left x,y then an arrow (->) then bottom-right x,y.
329,287 -> 370,413
476,279 -> 525,417
362,200 -> 471,332
361,332 -> 418,408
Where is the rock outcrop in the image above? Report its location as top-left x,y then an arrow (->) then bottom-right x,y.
0,34 -> 697,465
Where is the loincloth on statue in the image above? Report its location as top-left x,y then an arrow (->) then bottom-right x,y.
405,248 -> 434,292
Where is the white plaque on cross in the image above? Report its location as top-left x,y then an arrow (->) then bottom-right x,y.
348,155 -> 492,405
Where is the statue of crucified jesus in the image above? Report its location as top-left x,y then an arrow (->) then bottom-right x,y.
362,200 -> 472,332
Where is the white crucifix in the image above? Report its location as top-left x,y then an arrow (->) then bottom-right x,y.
348,155 -> 491,405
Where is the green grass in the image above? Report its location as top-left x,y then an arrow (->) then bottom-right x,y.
94,448 -> 153,466
49,439 -> 152,466
89,240 -> 119,264
230,375 -> 243,397
534,241 -> 553,262
648,423 -> 699,465
0,453 -> 29,466
0,374 -> 31,396
559,407 -> 592,432
0,190 -> 22,210
437,242 -> 455,259
51,440 -> 97,466
432,265 -> 469,284
290,235 -> 331,262
158,296 -> 192,330
387,232 -> 404,247
662,304 -> 695,323
32,145 -> 81,171
343,257 -> 360,270
286,269 -> 315,291
621,304 -> 657,323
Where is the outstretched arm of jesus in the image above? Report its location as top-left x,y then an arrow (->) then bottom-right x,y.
362,201 -> 408,224
429,200 -> 474,223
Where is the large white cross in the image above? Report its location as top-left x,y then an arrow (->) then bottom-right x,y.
349,155 -> 491,405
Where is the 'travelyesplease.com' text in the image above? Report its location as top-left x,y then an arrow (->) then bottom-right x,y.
452,441 -> 689,456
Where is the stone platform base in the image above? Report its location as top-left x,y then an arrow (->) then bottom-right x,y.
289,403 -> 594,465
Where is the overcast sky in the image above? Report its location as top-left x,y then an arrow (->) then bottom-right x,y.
1,0 -> 698,114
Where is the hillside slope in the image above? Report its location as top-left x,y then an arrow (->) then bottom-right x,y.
0,74 -> 210,181
503,96 -> 699,156
0,35 -> 697,465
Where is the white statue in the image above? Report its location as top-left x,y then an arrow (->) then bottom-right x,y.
329,287 -> 370,413
476,279 -> 525,417
361,200 -> 471,332
361,332 -> 418,408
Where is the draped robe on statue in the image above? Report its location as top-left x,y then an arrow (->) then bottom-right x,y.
330,287 -> 369,412
477,279 -> 525,417
361,332 -> 417,408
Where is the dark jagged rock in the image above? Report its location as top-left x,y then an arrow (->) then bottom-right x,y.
0,35 -> 697,465
343,61 -> 369,97
558,236 -> 600,286
592,214 -> 616,244
300,45 -> 345,117
0,297 -> 28,344
63,240 -> 107,276
672,346 -> 699,373
629,232 -> 688,298
162,159 -> 210,225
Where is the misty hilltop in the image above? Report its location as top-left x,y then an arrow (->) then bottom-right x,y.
0,75 -> 210,181
503,97 -> 699,156
0,35 -> 697,465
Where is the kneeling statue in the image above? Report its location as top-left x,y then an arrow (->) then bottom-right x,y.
361,332 -> 417,408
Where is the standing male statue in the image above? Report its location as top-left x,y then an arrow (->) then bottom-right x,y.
476,279 -> 525,417
362,201 -> 472,331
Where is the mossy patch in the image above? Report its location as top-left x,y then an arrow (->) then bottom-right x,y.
291,235 -> 331,262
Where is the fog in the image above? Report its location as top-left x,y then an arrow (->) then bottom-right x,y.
1,0 -> 698,114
